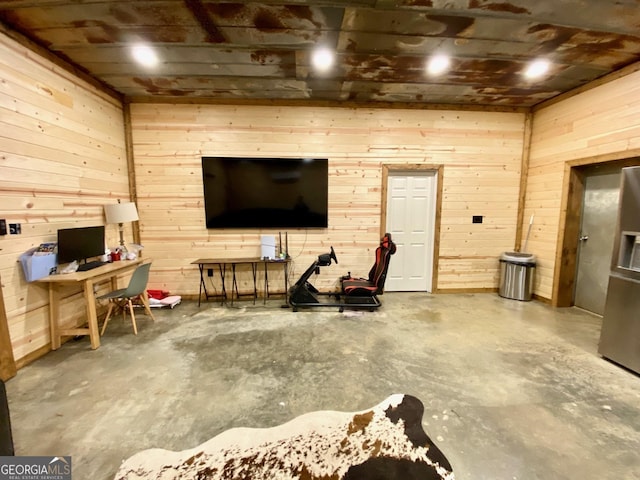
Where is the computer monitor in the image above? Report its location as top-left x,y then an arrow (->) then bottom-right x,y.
57,226 -> 105,264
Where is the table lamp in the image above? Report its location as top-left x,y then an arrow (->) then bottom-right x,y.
104,200 -> 139,255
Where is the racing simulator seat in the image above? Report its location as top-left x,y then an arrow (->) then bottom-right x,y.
288,233 -> 396,312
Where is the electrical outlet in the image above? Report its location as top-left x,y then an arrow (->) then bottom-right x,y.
9,223 -> 21,234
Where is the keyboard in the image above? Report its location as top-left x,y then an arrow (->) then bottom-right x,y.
77,260 -> 106,272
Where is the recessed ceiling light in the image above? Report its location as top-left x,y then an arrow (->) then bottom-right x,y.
426,54 -> 451,76
524,59 -> 550,79
131,44 -> 159,68
312,47 -> 335,72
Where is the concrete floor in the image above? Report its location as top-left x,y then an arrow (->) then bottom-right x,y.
5,293 -> 640,480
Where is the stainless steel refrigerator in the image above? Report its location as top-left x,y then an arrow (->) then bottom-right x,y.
598,166 -> 640,373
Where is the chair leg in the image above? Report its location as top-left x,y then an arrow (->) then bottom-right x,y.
140,293 -> 156,322
127,299 -> 138,335
101,302 -> 115,336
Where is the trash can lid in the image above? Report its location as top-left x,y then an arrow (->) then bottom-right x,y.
500,251 -> 536,264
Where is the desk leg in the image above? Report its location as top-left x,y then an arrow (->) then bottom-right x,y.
219,264 -> 227,305
110,275 -> 118,291
284,261 -> 289,305
263,263 -> 267,305
251,262 -> 257,305
83,279 -> 101,350
48,284 -> 61,350
231,263 -> 239,306
198,264 -> 205,307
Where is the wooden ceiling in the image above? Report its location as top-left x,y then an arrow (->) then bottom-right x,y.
2,1 -> 640,108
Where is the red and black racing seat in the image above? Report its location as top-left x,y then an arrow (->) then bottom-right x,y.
341,233 -> 396,297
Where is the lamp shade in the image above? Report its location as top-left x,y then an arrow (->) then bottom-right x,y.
104,202 -> 139,224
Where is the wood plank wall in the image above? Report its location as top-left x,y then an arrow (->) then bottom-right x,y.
130,104 -> 526,297
527,69 -> 640,300
2,21 -> 638,365
0,33 -> 128,363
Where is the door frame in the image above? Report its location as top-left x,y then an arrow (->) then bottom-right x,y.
381,164 -> 444,292
554,155 -> 640,307
0,274 -> 17,381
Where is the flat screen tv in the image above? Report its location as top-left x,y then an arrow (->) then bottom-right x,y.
202,157 -> 329,229
57,225 -> 105,264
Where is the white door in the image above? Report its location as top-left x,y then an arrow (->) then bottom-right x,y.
385,171 -> 437,292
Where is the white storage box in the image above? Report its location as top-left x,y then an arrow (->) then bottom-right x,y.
20,248 -> 57,282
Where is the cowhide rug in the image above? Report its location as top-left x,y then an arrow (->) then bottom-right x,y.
114,394 -> 454,479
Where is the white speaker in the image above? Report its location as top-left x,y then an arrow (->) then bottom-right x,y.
260,235 -> 276,260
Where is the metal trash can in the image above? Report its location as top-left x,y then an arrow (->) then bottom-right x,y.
499,252 -> 536,301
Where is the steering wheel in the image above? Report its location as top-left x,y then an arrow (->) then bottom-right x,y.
330,246 -> 338,264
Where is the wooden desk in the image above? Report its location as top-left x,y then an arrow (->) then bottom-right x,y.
192,258 -> 290,306
38,259 -> 143,350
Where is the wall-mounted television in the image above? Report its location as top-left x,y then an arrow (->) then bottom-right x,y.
202,157 -> 329,229
57,225 -> 105,264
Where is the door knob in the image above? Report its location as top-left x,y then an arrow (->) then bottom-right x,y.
579,235 -> 589,241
